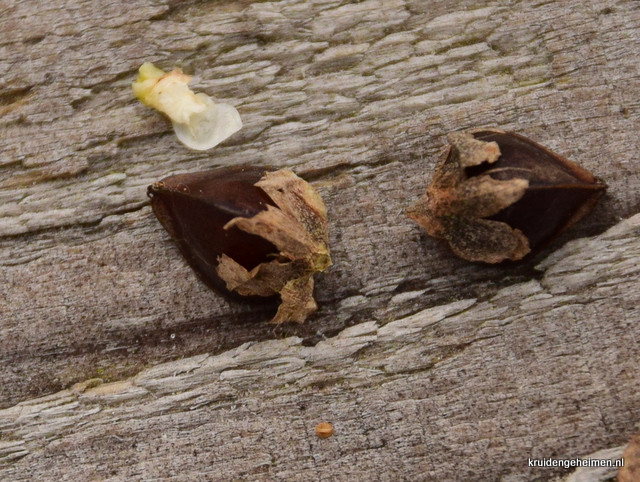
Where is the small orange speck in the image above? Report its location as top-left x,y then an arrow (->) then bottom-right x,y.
315,422 -> 333,438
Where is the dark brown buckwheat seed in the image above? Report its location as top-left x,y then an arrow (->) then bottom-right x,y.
407,129 -> 607,263
148,166 -> 331,324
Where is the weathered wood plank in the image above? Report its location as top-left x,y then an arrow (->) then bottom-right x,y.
1,214 -> 639,480
1,0 -> 640,479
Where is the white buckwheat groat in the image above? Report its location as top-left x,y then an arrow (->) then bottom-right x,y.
132,62 -> 242,151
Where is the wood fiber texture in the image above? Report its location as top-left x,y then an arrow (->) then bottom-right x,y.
1,0 -> 639,480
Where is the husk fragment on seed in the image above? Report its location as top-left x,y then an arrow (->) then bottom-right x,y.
447,132 -> 501,168
407,131 -> 530,263
216,170 -> 331,324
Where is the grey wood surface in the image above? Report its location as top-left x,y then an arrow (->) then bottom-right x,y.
1,0 -> 639,480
